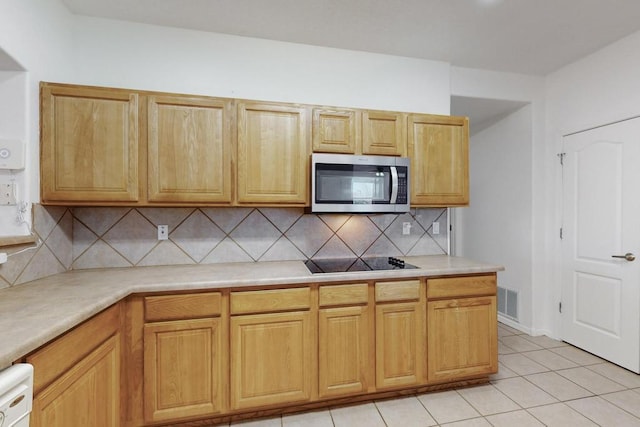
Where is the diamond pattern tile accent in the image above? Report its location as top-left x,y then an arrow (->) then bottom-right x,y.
202,207 -> 252,233
368,213 -> 398,232
230,211 -> 281,260
409,233 -> 446,255
285,215 -> 334,258
319,214 -> 351,232
73,207 -> 130,236
171,210 -> 225,262
72,219 -> 98,261
45,210 -> 73,269
362,235 -> 403,258
138,241 -> 195,266
33,204 -> 66,239
313,235 -> 356,259
260,237 -> 307,261
3,207 -> 451,283
138,207 -> 194,229
103,210 -> 157,264
15,244 -> 66,285
384,214 -> 424,254
72,240 -> 131,269
259,208 -> 303,232
202,237 -> 253,264
336,216 -> 381,256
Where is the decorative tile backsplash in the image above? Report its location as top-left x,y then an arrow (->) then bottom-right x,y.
0,205 -> 448,287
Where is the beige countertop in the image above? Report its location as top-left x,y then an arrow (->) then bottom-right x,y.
0,255 -> 503,369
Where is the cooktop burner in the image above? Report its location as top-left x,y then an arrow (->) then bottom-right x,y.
304,257 -> 419,274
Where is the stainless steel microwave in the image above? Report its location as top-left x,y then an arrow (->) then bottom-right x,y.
311,153 -> 410,213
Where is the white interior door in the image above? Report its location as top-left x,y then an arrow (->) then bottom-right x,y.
561,118 -> 640,373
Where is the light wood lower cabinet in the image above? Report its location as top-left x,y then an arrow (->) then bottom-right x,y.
427,275 -> 498,383
427,296 -> 498,383
31,334 -> 120,427
24,275 -> 498,426
143,318 -> 223,423
27,304 -> 122,427
318,283 -> 370,398
374,279 -> 424,390
375,301 -> 424,389
230,311 -> 312,409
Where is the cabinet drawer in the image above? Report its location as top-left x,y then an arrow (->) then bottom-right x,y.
319,283 -> 368,307
27,304 -> 121,394
427,275 -> 496,299
231,287 -> 310,314
375,280 -> 421,302
145,292 -> 222,321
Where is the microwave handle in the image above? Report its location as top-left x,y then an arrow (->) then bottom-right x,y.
390,166 -> 398,204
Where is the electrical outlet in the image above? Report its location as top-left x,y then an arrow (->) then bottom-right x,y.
402,222 -> 411,235
0,253 -> 7,264
157,225 -> 169,240
0,182 -> 16,205
432,221 -> 440,235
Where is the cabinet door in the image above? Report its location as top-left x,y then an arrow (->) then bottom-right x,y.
148,95 -> 232,203
237,102 -> 309,204
40,84 -> 139,203
375,301 -> 423,389
318,305 -> 369,398
31,334 -> 120,427
144,318 -> 223,423
362,111 -> 406,156
408,114 -> 469,206
231,311 -> 312,409
312,108 -> 357,153
427,296 -> 498,383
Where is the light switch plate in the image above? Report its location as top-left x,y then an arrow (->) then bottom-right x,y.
432,221 -> 440,235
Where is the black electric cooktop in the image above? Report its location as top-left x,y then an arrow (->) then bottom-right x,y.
304,257 -> 419,274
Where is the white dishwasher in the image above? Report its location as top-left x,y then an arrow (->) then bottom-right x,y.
0,364 -> 33,427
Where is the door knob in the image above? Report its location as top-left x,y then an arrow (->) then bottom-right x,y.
611,253 -> 636,261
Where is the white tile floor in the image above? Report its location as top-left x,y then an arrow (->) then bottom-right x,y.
228,323 -> 640,426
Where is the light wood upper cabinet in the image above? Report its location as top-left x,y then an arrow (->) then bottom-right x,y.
362,111 -> 406,156
311,109 -> 406,156
236,102 -> 310,205
147,95 -> 233,203
40,83 -> 139,203
408,114 -> 469,206
312,108 -> 358,154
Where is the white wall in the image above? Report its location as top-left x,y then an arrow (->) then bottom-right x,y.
70,16 -> 450,114
544,29 -> 640,338
459,105 -> 534,327
450,67 -> 548,335
0,0 -> 74,236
